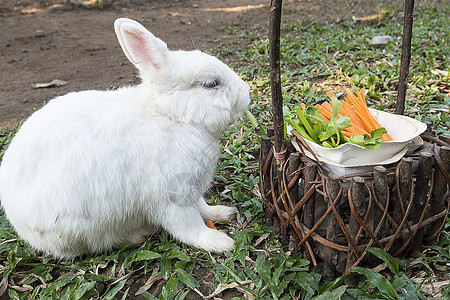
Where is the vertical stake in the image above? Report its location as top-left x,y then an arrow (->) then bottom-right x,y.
395,0 -> 415,115
269,0 -> 285,163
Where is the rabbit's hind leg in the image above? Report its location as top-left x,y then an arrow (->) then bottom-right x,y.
161,203 -> 235,253
197,198 -> 235,222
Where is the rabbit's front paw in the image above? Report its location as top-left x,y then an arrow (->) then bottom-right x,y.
197,229 -> 235,253
200,203 -> 236,222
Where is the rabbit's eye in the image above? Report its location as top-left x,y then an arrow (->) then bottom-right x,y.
203,79 -> 219,89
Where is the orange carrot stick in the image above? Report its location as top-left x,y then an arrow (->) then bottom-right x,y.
321,101 -> 367,137
343,128 -> 359,138
326,91 -> 338,101
348,124 -> 369,136
321,102 -> 335,115
206,220 -> 217,230
316,104 -> 331,121
300,103 -> 306,112
339,100 -> 367,132
347,88 -> 393,141
355,90 -> 381,129
352,108 -> 376,133
322,101 -> 348,120
356,89 -> 393,141
318,89 -> 394,142
342,130 -> 352,138
345,88 -> 379,132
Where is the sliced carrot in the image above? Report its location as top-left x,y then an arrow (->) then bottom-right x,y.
345,88 -> 383,134
326,91 -> 338,101
342,129 -> 357,138
300,103 -> 306,112
348,124 -> 369,136
317,100 -> 367,137
341,130 -> 355,138
305,88 -> 393,142
314,104 -> 329,120
319,101 -> 363,137
339,100 -> 368,132
355,89 -> 393,141
321,101 -> 334,115
322,101 -> 348,120
345,89 -> 367,118
206,220 -> 217,230
345,98 -> 352,107
317,104 -> 332,121
352,108 -> 375,132
355,90 -> 381,129
347,89 -> 393,141
381,132 -> 393,141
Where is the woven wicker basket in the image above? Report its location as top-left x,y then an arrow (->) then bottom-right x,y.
259,130 -> 450,279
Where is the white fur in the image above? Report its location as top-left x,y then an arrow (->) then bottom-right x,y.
0,18 -> 250,259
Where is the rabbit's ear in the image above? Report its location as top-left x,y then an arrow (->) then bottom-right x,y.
114,18 -> 168,71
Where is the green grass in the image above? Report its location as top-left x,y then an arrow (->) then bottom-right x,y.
236,3 -> 449,136
0,1 -> 449,299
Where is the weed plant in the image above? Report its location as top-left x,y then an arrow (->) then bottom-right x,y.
0,2 -> 448,299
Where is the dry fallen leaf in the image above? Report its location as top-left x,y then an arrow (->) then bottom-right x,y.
201,4 -> 265,13
205,280 -> 253,299
408,83 -> 425,94
32,79 -> 68,89
95,262 -> 109,275
135,268 -> 162,296
431,69 -> 449,77
0,278 -> 8,298
253,232 -> 270,247
353,9 -> 389,23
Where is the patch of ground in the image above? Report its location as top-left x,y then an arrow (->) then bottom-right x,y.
0,0 -> 402,127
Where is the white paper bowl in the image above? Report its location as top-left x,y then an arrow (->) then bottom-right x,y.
291,109 -> 427,176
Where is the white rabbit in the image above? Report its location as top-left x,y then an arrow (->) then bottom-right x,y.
0,18 -> 250,259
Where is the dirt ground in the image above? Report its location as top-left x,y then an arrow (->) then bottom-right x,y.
0,0 -> 407,128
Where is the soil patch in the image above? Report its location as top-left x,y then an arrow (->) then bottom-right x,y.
0,0 -> 401,127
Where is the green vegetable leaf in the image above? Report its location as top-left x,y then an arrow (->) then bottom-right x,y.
333,115 -> 351,131
285,115 -> 316,143
313,98 -> 350,147
305,106 -> 322,120
330,97 -> 342,121
296,106 -> 320,144
349,127 -> 387,149
370,127 -> 388,139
